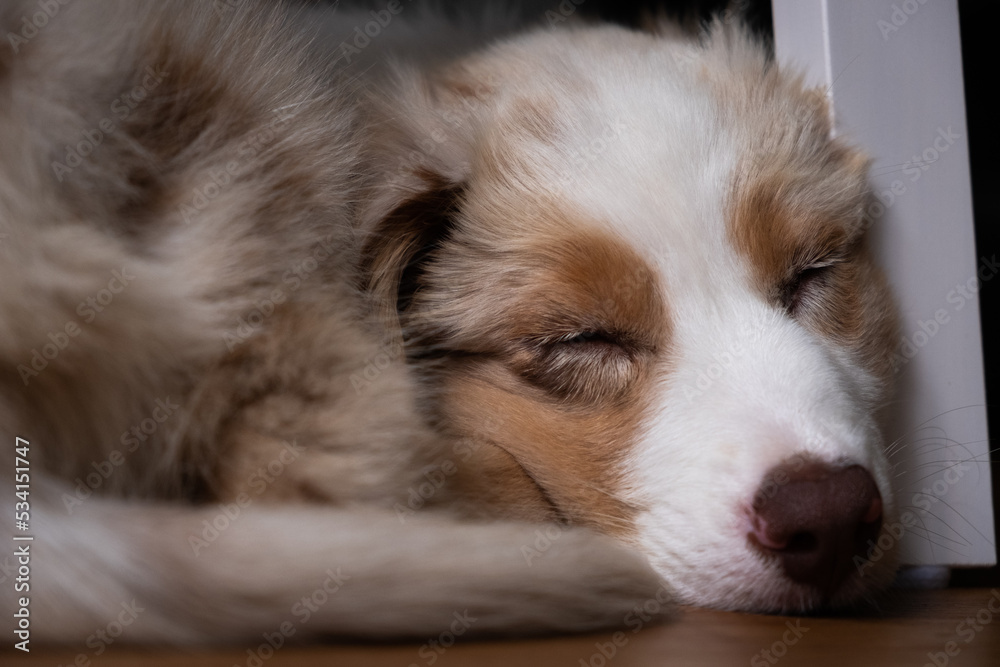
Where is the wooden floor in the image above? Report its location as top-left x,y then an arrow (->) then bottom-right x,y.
6,589 -> 999,666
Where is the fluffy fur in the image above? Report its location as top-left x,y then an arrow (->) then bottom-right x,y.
0,0 -> 898,645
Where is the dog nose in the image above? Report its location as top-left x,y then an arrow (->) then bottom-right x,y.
748,461 -> 883,595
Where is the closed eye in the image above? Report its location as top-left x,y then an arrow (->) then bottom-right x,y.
512,327 -> 643,403
783,260 -> 839,313
557,330 -> 614,345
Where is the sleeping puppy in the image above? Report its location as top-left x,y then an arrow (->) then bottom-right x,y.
0,0 -> 898,646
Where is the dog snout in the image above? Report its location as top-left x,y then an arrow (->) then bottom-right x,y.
747,460 -> 883,596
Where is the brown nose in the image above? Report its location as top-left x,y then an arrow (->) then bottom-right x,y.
748,461 -> 883,595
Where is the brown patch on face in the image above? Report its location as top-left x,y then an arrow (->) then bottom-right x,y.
707,36 -> 900,391
440,360 -> 656,534
366,42 -> 670,536
730,166 -> 857,293
497,230 -> 666,404
714,42 -> 897,389
799,242 -> 899,387
409,205 -> 671,536
728,148 -> 898,392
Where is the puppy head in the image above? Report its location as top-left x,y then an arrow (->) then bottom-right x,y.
360,21 -> 899,613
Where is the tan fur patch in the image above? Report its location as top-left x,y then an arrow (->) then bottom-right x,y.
411,209 -> 671,535
728,152 -> 898,391
730,166 -> 856,292
439,359 -> 656,535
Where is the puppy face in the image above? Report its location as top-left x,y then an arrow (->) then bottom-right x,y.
363,23 -> 899,612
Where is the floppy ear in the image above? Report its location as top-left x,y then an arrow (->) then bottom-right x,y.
357,64 -> 492,326
359,172 -> 465,326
